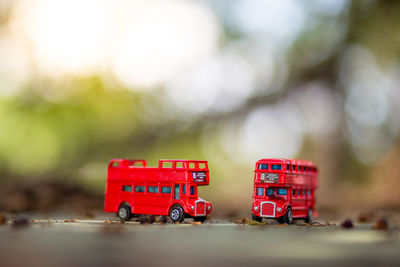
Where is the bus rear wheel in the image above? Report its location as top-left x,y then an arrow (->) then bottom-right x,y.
252,214 -> 262,222
169,206 -> 185,223
193,216 -> 207,223
118,204 -> 131,221
305,208 -> 313,223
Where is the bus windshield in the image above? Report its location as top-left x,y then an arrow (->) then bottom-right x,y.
271,164 -> 282,170
258,164 -> 268,170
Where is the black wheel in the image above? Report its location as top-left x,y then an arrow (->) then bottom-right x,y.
305,208 -> 313,223
118,204 -> 131,221
169,206 -> 184,223
284,207 -> 293,224
193,216 -> 207,223
252,214 -> 262,222
277,216 -> 285,224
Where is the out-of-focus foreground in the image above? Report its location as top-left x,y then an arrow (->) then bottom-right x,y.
0,0 -> 400,216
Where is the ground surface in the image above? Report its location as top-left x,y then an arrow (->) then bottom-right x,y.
1,215 -> 400,267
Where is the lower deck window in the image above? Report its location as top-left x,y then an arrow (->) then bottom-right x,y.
190,186 -> 195,195
161,186 -> 171,193
277,188 -> 287,195
148,186 -> 158,193
122,185 -> 132,192
266,188 -> 274,196
256,187 -> 264,196
135,186 -> 145,193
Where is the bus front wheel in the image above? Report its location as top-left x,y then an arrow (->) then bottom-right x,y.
169,206 -> 185,223
252,214 -> 262,222
284,207 -> 293,224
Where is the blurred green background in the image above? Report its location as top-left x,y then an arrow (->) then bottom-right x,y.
1,0 -> 400,216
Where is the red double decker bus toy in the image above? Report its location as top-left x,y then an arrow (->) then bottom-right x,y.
104,159 -> 212,223
251,159 -> 318,224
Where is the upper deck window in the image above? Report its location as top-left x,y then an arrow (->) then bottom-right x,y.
189,163 -> 195,169
286,164 -> 290,170
162,162 -> 173,168
258,164 -> 268,170
271,164 -> 282,170
199,163 -> 206,169
175,162 -> 184,168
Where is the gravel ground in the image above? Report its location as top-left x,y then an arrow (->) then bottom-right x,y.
1,215 -> 400,267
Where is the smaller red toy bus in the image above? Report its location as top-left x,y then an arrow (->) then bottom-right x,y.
104,159 -> 212,223
251,159 -> 318,224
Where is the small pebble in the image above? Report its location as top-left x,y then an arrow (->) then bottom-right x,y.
139,215 -> 148,224
0,213 -> 7,225
12,217 -> 30,228
372,218 -> 388,230
148,215 -> 155,224
341,219 -> 353,229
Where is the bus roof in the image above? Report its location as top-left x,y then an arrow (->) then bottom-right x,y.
256,158 -> 316,167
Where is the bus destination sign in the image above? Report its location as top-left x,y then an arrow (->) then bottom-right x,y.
192,172 -> 206,182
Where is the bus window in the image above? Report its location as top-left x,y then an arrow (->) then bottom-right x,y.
122,185 -> 132,192
292,189 -> 296,196
256,187 -> 264,196
298,166 -> 301,171
112,161 -> 120,167
286,164 -> 290,170
189,162 -> 195,169
174,185 -> 180,200
292,165 -> 296,171
161,187 -> 171,193
308,190 -> 311,196
258,164 -> 268,170
271,164 -> 282,170
135,186 -> 145,193
176,162 -> 184,168
148,186 -> 158,193
199,163 -> 206,169
277,188 -> 287,195
303,190 -> 306,196
182,184 -> 186,194
162,162 -> 173,168
190,186 -> 195,195
266,188 -> 274,196
297,189 -> 301,196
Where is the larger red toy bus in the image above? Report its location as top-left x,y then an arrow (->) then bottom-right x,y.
251,159 -> 318,224
104,159 -> 212,223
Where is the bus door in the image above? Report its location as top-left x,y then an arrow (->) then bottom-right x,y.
174,184 -> 180,201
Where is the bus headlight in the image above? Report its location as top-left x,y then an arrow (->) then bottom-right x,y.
191,205 -> 195,210
254,206 -> 259,212
277,207 -> 282,212
207,205 -> 211,211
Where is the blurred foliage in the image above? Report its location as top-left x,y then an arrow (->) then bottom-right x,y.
1,0 -> 400,213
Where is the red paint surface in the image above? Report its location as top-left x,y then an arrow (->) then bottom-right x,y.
104,159 -> 212,219
252,159 -> 318,220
